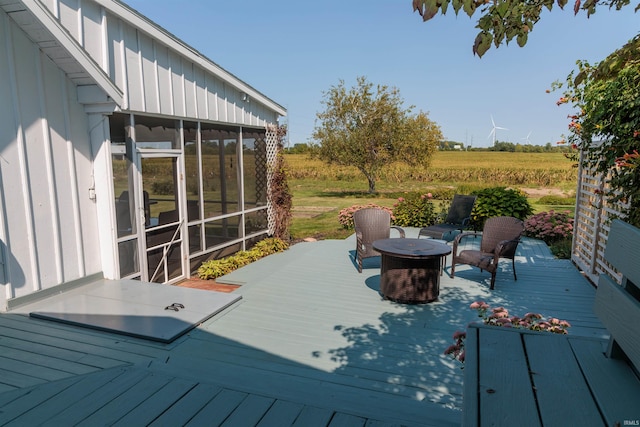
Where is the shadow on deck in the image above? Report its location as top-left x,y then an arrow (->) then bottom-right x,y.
0,229 -> 606,426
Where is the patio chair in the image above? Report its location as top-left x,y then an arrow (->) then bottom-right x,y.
450,216 -> 524,289
418,194 -> 477,241
353,208 -> 405,273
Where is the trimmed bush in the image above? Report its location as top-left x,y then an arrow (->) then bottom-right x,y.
197,237 -> 289,280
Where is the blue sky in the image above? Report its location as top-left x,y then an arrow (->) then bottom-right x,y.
123,0 -> 638,148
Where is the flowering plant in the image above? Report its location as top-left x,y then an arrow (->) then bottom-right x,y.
554,46 -> 640,227
338,204 -> 393,229
524,210 -> 574,244
392,192 -> 440,227
444,301 -> 571,365
616,149 -> 640,169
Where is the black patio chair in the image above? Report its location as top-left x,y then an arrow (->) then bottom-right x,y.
418,194 -> 477,241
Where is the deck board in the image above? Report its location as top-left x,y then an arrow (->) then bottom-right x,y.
0,230 -> 606,426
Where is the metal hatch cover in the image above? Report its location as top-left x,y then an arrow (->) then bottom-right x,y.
27,279 -> 241,343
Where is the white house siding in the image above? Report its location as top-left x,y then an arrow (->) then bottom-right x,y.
41,0 -> 281,126
0,11 -> 101,308
0,0 -> 284,307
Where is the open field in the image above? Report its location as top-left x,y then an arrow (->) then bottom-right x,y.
285,151 -> 577,239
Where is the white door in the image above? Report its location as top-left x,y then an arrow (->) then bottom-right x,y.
137,150 -> 186,283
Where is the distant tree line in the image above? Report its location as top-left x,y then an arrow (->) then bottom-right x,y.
286,140 -> 572,154
480,141 -> 573,153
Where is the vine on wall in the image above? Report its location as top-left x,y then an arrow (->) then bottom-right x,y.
267,124 -> 292,240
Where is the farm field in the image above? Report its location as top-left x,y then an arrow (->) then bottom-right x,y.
285,151 -> 577,239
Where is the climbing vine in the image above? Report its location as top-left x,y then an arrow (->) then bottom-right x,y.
555,35 -> 640,227
267,124 -> 293,240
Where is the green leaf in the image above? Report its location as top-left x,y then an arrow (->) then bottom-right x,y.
439,0 -> 449,15
452,0 -> 464,14
462,0 -> 477,17
517,32 -> 528,47
473,32 -> 492,57
422,0 -> 440,20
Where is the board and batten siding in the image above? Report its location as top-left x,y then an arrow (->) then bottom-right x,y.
0,10 -> 102,309
41,0 -> 282,125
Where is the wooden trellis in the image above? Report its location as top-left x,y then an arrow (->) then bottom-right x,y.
265,125 -> 281,236
572,150 -> 627,284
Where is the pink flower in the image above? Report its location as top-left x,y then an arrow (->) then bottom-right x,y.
470,301 -> 489,310
453,330 -> 466,340
444,344 -> 459,355
524,312 -> 542,320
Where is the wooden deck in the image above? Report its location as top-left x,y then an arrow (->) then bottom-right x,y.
0,229 -> 607,426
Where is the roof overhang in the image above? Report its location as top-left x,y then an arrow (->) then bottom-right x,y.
1,0 -> 124,108
98,0 -> 286,117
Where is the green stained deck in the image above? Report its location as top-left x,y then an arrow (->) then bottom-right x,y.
0,229 -> 606,426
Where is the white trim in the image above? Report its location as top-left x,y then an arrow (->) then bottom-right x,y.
88,113 -> 118,279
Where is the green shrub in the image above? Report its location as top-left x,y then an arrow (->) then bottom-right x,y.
392,192 -> 441,227
253,237 -> 290,255
197,237 -> 289,280
471,187 -> 533,229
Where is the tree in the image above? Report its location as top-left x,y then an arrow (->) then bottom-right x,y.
556,35 -> 640,226
412,0 -> 638,57
312,77 -> 442,193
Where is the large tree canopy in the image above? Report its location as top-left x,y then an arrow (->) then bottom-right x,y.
312,77 -> 442,193
413,0 -> 638,56
556,35 -> 640,226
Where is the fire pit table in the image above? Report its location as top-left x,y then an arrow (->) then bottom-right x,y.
372,238 -> 451,303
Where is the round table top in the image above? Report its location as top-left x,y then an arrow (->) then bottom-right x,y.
373,238 -> 451,259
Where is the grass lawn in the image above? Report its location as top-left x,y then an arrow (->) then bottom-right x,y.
286,151 -> 577,239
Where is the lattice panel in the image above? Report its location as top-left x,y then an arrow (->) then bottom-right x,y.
265,125 -> 280,235
573,157 -> 626,285
254,135 -> 268,206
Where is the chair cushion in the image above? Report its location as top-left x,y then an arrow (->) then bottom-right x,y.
419,224 -> 460,239
456,250 -> 495,271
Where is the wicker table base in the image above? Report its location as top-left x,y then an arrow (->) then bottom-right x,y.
373,238 -> 451,303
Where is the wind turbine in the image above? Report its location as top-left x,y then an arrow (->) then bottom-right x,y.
487,115 -> 508,146
522,131 -> 532,145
